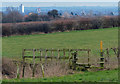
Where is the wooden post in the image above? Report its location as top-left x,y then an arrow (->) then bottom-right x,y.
58,49 -> 60,59
16,64 -> 20,79
63,49 -> 65,57
72,52 -> 77,70
41,64 -> 44,78
63,49 -> 65,60
100,41 -> 104,68
40,49 -> 42,61
88,50 -> 90,65
22,49 -> 25,78
106,48 -> 109,66
45,49 -> 47,61
117,47 -> 119,59
32,48 -> 35,77
68,49 -> 71,67
113,48 -> 117,55
68,49 -> 71,58
51,48 -> 53,60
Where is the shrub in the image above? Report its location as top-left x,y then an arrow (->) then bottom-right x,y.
2,16 -> 118,36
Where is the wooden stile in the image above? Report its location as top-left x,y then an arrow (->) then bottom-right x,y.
22,48 -> 91,77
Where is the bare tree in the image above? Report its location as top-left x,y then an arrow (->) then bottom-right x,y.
2,7 -> 23,23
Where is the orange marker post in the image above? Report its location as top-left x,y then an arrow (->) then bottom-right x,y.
100,41 -> 103,52
100,41 -> 104,68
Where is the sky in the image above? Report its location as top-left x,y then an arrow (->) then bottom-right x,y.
1,0 -> 120,2
1,0 -> 119,7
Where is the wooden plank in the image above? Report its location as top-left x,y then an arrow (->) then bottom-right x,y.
76,63 -> 90,65
23,56 -> 69,59
71,49 -> 91,51
23,48 -> 91,52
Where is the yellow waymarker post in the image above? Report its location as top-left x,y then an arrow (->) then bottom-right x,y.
100,41 -> 104,68
100,41 -> 103,52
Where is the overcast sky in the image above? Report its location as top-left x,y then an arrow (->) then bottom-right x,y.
1,0 -> 120,2
1,0 -> 119,7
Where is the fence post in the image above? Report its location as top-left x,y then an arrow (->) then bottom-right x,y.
63,49 -> 66,60
88,50 -> 90,65
22,49 -> 25,78
40,49 -> 42,61
100,41 -> 104,68
32,48 -> 35,77
106,48 -> 109,66
41,64 -> 44,78
45,49 -> 47,61
57,49 -> 60,59
51,48 -> 53,60
72,52 -> 77,70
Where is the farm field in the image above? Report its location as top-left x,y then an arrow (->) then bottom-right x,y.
2,27 -> 118,58
2,27 -> 118,82
2,69 -> 118,82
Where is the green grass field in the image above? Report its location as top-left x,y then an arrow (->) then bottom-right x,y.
2,69 -> 118,82
2,27 -> 118,58
2,27 -> 118,82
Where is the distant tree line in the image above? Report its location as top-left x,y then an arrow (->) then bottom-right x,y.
2,16 -> 118,36
1,7 -> 116,23
1,7 -> 60,23
2,7 -> 23,23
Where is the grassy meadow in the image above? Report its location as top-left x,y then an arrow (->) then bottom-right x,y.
2,27 -> 118,58
2,27 -> 118,82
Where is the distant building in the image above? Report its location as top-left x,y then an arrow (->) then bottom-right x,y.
37,8 -> 41,14
19,4 -> 24,13
81,10 -> 86,16
24,15 -> 28,18
29,12 -> 33,15
62,12 -> 72,18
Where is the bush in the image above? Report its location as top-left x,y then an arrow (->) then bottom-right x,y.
2,16 -> 118,36
25,13 -> 38,22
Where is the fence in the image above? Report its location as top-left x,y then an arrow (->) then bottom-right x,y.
20,47 -> 118,78
22,48 -> 91,77
103,47 -> 118,69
